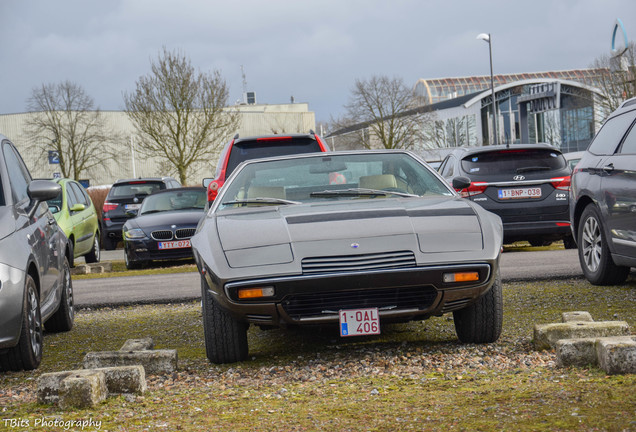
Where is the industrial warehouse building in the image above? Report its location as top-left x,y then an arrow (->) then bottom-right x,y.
0,102 -> 316,186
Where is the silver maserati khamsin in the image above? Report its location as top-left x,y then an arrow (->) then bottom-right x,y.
191,150 -> 503,364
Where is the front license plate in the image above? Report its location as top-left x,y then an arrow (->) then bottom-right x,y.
339,308 -> 380,337
158,239 -> 191,250
498,187 -> 542,200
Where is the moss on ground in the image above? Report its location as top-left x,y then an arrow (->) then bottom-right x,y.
1,276 -> 634,431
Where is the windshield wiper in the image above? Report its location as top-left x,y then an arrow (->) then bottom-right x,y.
223,197 -> 302,206
516,166 -> 551,173
310,188 -> 418,198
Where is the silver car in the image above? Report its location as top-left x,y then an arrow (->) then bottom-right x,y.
0,135 -> 74,371
192,150 -> 504,364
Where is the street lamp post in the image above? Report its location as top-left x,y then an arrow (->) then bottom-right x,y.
477,33 -> 498,145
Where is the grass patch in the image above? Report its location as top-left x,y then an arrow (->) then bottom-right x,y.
1,278 -> 634,431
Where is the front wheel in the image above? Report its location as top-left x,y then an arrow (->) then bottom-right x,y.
453,271 -> 503,343
0,275 -> 43,371
201,277 -> 248,364
84,231 -> 101,263
577,204 -> 630,285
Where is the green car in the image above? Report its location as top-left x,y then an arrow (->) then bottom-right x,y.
47,178 -> 101,265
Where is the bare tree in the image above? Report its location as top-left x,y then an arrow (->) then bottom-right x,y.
589,42 -> 636,113
341,75 -> 431,150
25,81 -> 115,180
123,47 -> 240,184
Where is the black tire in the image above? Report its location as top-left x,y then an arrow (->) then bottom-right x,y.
84,231 -> 101,263
45,257 -> 74,332
563,235 -> 577,250
124,247 -> 143,270
102,233 -> 117,251
453,271 -> 503,343
529,239 -> 552,247
0,274 -> 43,371
577,204 -> 630,285
201,277 -> 248,364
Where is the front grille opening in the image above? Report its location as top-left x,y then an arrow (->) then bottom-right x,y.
282,286 -> 437,320
151,230 -> 173,240
302,251 -> 416,274
176,228 -> 196,239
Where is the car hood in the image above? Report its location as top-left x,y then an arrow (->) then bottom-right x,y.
204,197 -> 497,269
0,207 -> 16,241
126,210 -> 204,231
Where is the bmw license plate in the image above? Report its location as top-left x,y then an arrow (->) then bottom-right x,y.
125,203 -> 141,210
158,239 -> 191,250
339,308 -> 380,337
498,187 -> 541,200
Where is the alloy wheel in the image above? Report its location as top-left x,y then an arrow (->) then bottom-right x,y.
581,215 -> 602,273
27,286 -> 43,359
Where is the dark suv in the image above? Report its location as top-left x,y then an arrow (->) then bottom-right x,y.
570,97 -> 636,285
101,177 -> 181,249
439,144 -> 574,247
203,131 -> 329,203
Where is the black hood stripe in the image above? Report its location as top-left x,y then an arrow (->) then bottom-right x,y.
286,209 -> 407,224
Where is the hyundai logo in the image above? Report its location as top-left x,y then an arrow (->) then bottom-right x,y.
513,175 -> 526,181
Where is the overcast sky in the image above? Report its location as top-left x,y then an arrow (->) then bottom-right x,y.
1,0 -> 635,123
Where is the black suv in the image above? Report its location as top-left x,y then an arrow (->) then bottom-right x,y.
203,132 -> 329,204
439,144 -> 573,247
101,177 -> 181,249
570,97 -> 636,285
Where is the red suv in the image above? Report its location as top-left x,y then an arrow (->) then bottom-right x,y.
204,132 -> 329,204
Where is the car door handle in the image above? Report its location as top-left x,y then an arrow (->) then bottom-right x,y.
602,163 -> 615,174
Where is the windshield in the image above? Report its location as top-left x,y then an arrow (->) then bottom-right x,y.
461,148 -> 566,176
139,189 -> 207,215
216,152 -> 454,210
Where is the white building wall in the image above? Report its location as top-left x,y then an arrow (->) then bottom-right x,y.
0,103 -> 315,186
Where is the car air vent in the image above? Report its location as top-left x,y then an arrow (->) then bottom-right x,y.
282,286 -> 437,319
441,298 -> 473,313
301,251 -> 416,274
175,228 -> 196,239
151,230 -> 173,241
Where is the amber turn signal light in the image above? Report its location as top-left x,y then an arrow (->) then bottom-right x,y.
237,286 -> 275,299
443,272 -> 480,283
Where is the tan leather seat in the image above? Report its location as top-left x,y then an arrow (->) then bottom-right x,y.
247,186 -> 286,199
359,174 -> 398,190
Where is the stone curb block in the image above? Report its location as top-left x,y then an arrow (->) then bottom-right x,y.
533,321 -> 630,350
37,365 -> 147,405
555,337 -> 599,367
59,371 -> 108,409
597,336 -> 636,375
120,338 -> 155,351
561,311 -> 594,323
83,349 -> 178,375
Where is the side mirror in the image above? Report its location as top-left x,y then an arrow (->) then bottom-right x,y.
125,209 -> 139,218
452,176 -> 472,191
70,203 -> 86,212
27,180 -> 62,219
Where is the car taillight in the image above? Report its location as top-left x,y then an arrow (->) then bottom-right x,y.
457,182 -> 488,198
102,202 -> 118,212
550,176 -> 571,191
207,180 -> 223,202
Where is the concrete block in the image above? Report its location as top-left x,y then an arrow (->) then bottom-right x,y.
95,365 -> 147,395
59,371 -> 108,409
597,336 -> 636,375
38,371 -> 78,404
120,337 -> 154,352
562,311 -> 594,323
83,349 -> 178,374
555,338 -> 599,367
533,321 -> 630,350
